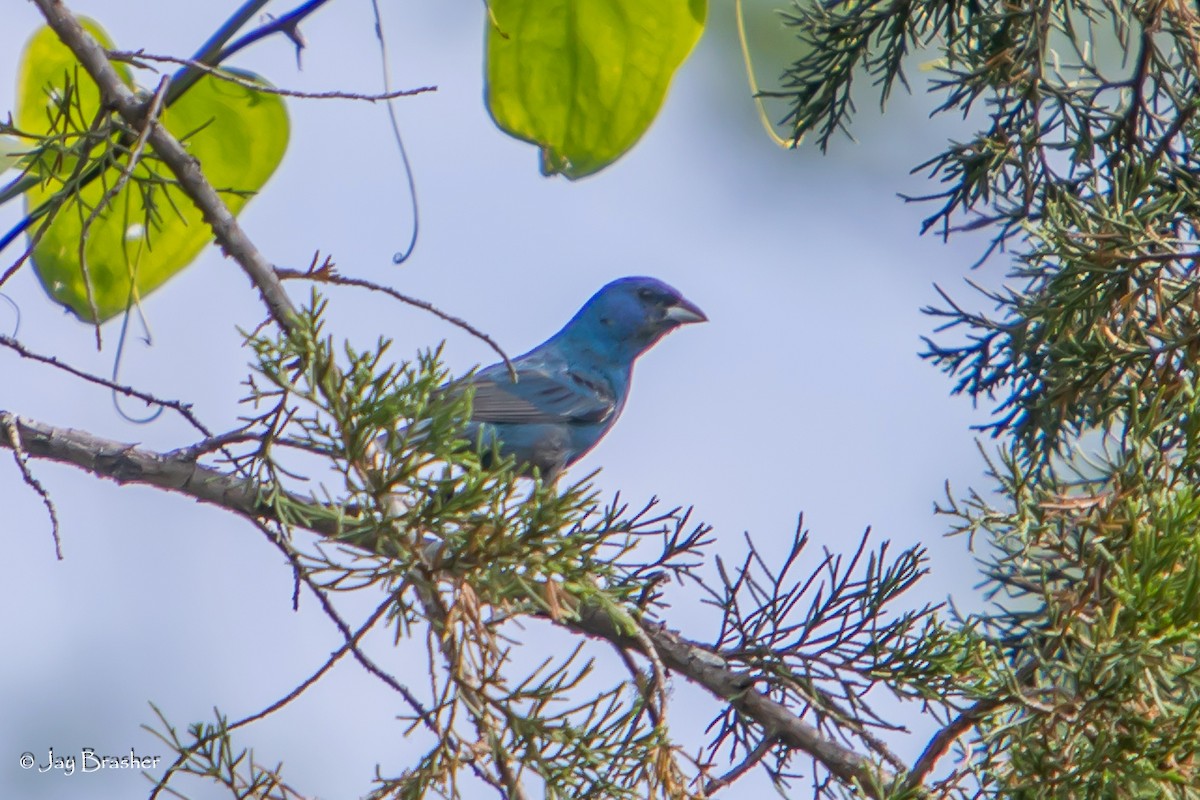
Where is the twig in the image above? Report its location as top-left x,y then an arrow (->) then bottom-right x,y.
902,662 -> 1038,791
0,332 -> 214,438
272,538 -> 446,737
611,643 -> 661,727
216,0 -> 330,67
276,258 -> 515,378
774,671 -> 909,773
147,591 -> 394,800
628,615 -> 671,729
236,593 -> 391,731
703,733 -> 778,795
164,429 -> 257,461
165,0 -> 333,105
1119,28 -> 1154,153
108,50 -> 436,103
0,412 -> 62,559
415,578 -> 529,799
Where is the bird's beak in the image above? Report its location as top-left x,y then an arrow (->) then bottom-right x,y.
663,296 -> 708,325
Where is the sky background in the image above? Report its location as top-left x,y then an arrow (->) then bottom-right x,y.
1,1 -> 1004,797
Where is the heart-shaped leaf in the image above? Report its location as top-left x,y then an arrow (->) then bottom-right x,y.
486,0 -> 706,180
17,20 -> 289,323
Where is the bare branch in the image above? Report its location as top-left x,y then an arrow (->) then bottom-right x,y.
1,412 -> 62,559
108,49 -> 437,103
0,331 -> 223,436
703,734 -> 778,796
0,411 -> 341,538
276,257 -> 515,379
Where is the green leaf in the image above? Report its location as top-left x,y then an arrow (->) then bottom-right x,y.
16,21 -> 288,323
485,0 -> 706,180
0,135 -> 23,174
16,19 -> 132,135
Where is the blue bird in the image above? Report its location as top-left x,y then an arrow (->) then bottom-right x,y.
455,276 -> 706,480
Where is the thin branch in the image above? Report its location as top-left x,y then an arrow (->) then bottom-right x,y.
1,412 -> 62,559
703,733 -> 778,795
164,429 -> 258,461
109,50 -> 437,103
267,534 -> 454,745
1119,27 -> 1154,153
230,591 -> 394,732
216,0 -> 331,67
1145,101 -> 1198,166
903,662 -> 1038,792
148,590 -> 397,800
611,642 -> 662,727
627,614 -> 671,732
165,0 -> 332,105
276,257 -> 515,379
0,333 -> 215,438
152,537 -> 497,800
414,577 -> 529,799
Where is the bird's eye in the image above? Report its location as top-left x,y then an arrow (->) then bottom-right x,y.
638,287 -> 662,303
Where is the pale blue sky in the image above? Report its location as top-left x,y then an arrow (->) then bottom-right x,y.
2,2 -> 998,797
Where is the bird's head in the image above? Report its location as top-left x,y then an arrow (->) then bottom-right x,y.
568,276 -> 707,362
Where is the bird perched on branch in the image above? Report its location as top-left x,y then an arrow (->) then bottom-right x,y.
452,276 -> 706,480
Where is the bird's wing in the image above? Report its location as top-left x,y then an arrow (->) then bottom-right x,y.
463,366 -> 616,426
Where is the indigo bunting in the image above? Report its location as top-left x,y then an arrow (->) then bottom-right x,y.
457,276 -> 706,479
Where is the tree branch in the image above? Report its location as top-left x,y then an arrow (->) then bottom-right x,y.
902,661 -> 1038,792
563,605 -> 893,796
0,411 -> 340,538
109,49 -> 436,104
703,733 -> 777,795
2,413 -> 62,558
0,407 -> 899,797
